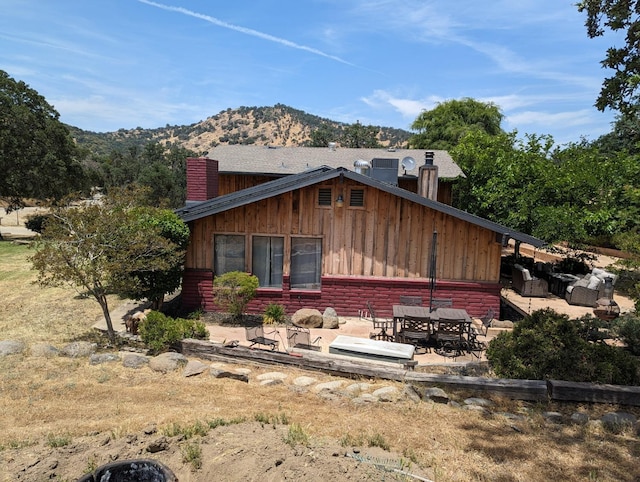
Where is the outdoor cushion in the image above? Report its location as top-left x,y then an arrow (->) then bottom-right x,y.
521,269 -> 532,281
587,276 -> 601,290
574,278 -> 590,288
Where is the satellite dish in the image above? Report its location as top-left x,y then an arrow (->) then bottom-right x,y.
401,156 -> 416,174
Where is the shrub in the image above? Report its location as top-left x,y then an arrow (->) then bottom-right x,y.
612,314 -> 640,356
486,309 -> 640,385
139,310 -> 208,353
213,271 -> 259,318
263,303 -> 285,325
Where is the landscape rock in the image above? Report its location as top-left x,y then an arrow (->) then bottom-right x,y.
89,353 -> 121,365
260,378 -> 284,386
571,412 -> 590,425
293,376 -> 318,387
256,371 -> 287,381
601,412 -> 637,432
543,411 -> 564,424
462,405 -> 489,414
423,387 -> 449,404
322,307 -> 340,329
122,353 -> 149,369
60,341 -> 96,358
30,343 -> 59,358
291,308 -> 324,328
372,386 -> 399,402
313,380 -> 344,392
0,340 -> 26,357
345,382 -> 371,394
463,397 -> 492,407
146,436 -> 169,453
182,360 -> 209,377
210,368 -> 249,382
149,352 -> 188,373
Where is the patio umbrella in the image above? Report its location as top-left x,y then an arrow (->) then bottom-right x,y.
428,231 -> 438,311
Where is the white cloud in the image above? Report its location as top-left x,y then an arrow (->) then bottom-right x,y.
138,0 -> 355,66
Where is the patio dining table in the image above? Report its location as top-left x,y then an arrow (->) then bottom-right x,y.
391,305 -> 472,340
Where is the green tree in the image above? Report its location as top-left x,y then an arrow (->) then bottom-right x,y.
30,191 -> 187,342
339,121 -> 382,148
409,98 -> 504,150
0,70 -> 87,213
308,122 -> 340,147
578,1 -> 640,114
111,207 -> 189,310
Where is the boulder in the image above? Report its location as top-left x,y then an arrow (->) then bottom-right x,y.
322,307 -> 339,329
60,341 -> 96,358
149,352 -> 188,373
423,387 -> 449,404
182,360 -> 209,377
122,354 -> 149,369
0,340 -> 26,357
30,343 -> 59,358
292,308 -> 323,328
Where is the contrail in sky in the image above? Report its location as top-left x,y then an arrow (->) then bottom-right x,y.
138,0 -> 355,66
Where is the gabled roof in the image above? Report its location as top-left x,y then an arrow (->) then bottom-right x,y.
206,145 -> 464,179
176,166 -> 545,247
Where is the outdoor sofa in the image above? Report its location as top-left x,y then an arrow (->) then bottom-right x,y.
565,268 -> 617,307
512,264 -> 548,297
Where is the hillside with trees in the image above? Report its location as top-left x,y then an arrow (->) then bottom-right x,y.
68,104 -> 412,158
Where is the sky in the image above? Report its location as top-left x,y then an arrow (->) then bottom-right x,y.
0,0 -> 623,146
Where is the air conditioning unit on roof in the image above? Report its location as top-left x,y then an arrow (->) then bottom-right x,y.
370,158 -> 399,186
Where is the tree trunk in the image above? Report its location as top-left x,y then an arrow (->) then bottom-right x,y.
97,295 -> 116,343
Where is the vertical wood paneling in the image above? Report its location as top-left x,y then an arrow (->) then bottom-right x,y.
185,179 -> 503,283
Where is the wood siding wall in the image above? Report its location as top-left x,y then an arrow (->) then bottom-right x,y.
185,178 -> 501,283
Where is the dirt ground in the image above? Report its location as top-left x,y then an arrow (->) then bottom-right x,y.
4,419 -> 423,481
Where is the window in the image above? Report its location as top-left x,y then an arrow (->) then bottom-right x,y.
318,188 -> 332,206
349,188 -> 365,207
252,236 -> 284,288
214,235 -> 245,275
290,237 -> 322,289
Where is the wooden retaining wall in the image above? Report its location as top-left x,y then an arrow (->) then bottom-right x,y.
180,339 -> 639,406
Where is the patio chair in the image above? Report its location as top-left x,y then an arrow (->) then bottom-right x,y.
477,308 -> 495,336
367,301 -> 394,341
434,319 -> 468,358
245,325 -> 279,351
286,325 -> 321,351
399,295 -> 422,306
397,315 -> 431,352
512,264 -> 548,297
430,298 -> 453,309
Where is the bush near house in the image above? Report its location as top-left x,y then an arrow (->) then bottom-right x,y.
486,309 -> 640,385
139,310 -> 208,354
213,271 -> 259,319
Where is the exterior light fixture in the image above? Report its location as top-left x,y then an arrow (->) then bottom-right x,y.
335,194 -> 344,208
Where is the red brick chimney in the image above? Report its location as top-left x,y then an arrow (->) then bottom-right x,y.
418,151 -> 438,201
186,157 -> 219,205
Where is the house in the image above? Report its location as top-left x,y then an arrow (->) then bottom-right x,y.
205,145 -> 464,205
176,156 -> 545,319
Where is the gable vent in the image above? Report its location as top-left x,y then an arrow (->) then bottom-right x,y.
318,188 -> 332,206
350,189 -> 364,207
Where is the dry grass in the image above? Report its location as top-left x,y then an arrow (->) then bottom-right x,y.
1,241 -> 640,481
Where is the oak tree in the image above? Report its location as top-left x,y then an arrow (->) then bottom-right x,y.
0,70 -> 86,212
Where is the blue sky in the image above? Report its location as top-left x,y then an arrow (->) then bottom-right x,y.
0,0 -> 621,145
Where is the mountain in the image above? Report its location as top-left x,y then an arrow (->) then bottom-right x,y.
68,104 -> 413,157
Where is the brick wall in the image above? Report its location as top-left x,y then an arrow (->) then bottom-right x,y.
182,269 -> 500,319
